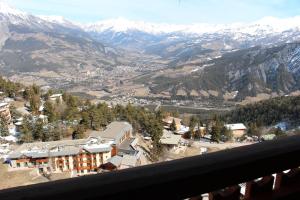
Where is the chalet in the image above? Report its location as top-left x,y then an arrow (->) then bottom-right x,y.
160,130 -> 182,149
225,123 -> 247,138
162,116 -> 182,131
0,102 -> 11,124
49,94 -> 63,103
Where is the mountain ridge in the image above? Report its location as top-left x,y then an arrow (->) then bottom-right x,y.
83,16 -> 300,36
2,1 -> 300,101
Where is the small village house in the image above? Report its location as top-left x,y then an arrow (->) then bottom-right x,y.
100,153 -> 142,171
162,116 -> 182,131
49,94 -> 63,103
160,130 -> 182,149
225,123 -> 247,138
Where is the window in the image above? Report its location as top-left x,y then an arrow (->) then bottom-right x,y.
17,163 -> 20,168
24,162 -> 28,167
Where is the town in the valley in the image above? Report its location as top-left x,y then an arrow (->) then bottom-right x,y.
0,80 -> 289,189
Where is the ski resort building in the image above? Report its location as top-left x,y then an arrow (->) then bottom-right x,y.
7,121 -> 140,175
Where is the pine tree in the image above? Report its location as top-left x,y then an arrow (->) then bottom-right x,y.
52,124 -> 62,141
72,125 -> 85,139
44,101 -> 56,122
211,123 -> 221,142
41,128 -> 50,142
20,116 -> 34,143
30,94 -> 41,114
189,116 -> 198,139
33,118 -> 44,141
0,117 -> 9,137
170,119 -> 177,131
247,122 -> 261,137
221,126 -> 233,142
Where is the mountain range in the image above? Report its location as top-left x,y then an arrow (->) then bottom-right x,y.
1,2 -> 300,101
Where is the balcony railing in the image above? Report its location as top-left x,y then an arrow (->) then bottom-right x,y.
1,135 -> 300,200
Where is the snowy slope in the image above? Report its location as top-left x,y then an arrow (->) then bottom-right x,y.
1,1 -> 300,40
0,1 -> 80,30
83,16 -> 300,36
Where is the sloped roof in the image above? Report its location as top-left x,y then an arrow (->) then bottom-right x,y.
107,155 -> 122,167
160,130 -> 181,145
90,121 -> 132,142
8,138 -> 111,159
162,116 -> 182,124
121,154 -> 138,167
225,123 -> 247,130
50,94 -> 62,98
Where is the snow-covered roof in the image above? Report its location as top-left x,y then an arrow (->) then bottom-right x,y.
225,123 -> 247,130
39,114 -> 48,119
8,137 -> 112,159
50,94 -> 62,98
162,116 -> 182,124
174,125 -> 190,135
0,102 -> 8,107
14,122 -> 22,126
1,135 -> 18,143
274,122 -> 288,131
160,130 -> 181,145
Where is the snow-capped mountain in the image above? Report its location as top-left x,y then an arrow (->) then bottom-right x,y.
0,1 -> 124,76
0,1 -> 82,31
1,1 -> 300,100
81,16 -> 300,65
83,16 -> 300,36
0,1 -> 28,23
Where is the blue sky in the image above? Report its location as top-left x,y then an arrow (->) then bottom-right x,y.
7,0 -> 300,24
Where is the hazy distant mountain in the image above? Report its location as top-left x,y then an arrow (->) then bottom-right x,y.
2,2 -> 300,100
83,17 -> 300,59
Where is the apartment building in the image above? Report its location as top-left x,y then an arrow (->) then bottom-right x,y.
8,121 -> 139,175
8,137 -> 113,175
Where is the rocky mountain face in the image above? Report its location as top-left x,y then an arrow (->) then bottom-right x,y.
138,43 -> 300,100
84,18 -> 300,100
84,17 -> 300,66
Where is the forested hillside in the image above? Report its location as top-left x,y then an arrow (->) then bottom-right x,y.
226,96 -> 300,126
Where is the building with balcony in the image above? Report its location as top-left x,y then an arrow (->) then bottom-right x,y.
90,121 -> 136,155
8,137 -> 113,175
2,135 -> 300,200
7,121 -> 140,176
